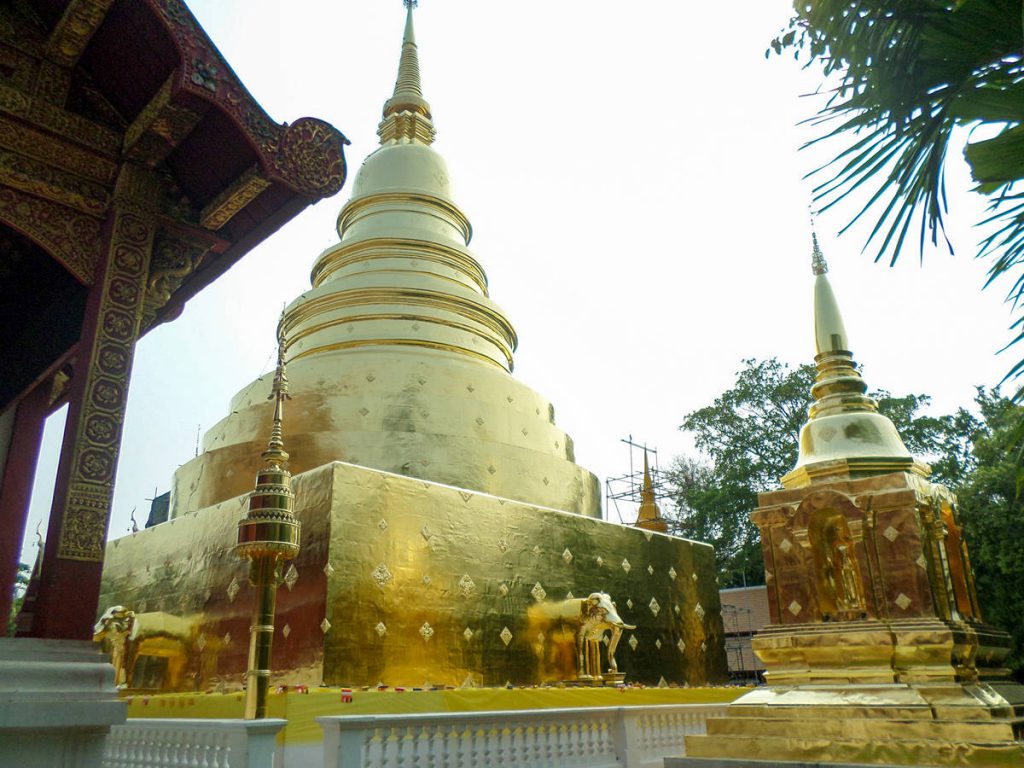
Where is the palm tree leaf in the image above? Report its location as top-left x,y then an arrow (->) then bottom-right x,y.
966,125 -> 1024,185
771,0 -> 1024,396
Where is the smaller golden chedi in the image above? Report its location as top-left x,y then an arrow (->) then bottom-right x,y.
681,233 -> 1024,767
635,452 -> 669,534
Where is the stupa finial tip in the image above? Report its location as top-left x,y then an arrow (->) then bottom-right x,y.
809,206 -> 828,276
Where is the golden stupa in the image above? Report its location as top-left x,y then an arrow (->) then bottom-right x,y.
679,234 -> 1024,767
96,5 -> 727,692
168,5 -> 599,521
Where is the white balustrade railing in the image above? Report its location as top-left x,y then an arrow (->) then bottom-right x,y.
101,718 -> 286,768
318,703 -> 728,768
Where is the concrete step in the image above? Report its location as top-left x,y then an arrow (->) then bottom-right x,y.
705,714 -> 1022,743
668,758 -> 917,768
727,704 -> 935,721
683,733 -> 1024,767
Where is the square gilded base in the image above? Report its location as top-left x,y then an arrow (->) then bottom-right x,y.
753,619 -> 1014,687
99,461 -> 729,691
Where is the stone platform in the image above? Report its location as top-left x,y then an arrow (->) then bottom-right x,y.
0,637 -> 126,768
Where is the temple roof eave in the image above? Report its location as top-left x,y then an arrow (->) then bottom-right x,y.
11,0 -> 350,315
0,0 -> 352,412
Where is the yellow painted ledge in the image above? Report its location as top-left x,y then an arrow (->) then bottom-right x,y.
125,686 -> 749,746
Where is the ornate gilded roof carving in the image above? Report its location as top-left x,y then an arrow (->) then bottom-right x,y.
0,0 -> 350,320
0,186 -> 100,284
0,0 -> 351,411
45,0 -> 116,69
144,0 -> 350,197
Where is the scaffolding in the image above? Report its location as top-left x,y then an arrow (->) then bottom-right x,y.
604,436 -> 671,525
721,602 -> 763,684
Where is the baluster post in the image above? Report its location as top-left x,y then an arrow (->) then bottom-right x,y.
612,707 -> 642,768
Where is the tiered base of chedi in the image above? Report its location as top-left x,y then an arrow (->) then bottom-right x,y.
95,6 -> 727,693
678,238 -> 1024,767
100,462 -> 724,691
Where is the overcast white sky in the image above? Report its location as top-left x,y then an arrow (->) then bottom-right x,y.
20,1 -> 1018,561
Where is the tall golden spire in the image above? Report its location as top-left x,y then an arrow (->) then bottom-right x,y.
782,228 -> 924,488
236,319 -> 301,719
378,1 -> 436,145
635,451 -> 668,533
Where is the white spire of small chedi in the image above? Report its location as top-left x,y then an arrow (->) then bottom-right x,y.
782,226 -> 924,488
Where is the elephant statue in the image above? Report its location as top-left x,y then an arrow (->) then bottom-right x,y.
528,592 -> 636,682
93,606 -> 196,691
93,605 -> 135,687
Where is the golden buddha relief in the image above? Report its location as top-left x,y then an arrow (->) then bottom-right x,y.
806,503 -> 866,620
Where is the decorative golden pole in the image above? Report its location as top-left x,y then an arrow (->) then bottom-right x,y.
236,320 -> 300,719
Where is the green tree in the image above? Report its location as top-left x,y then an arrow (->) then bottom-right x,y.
665,358 -> 811,587
666,357 -> 972,586
770,1 -> 1024,390
874,390 -> 981,485
7,562 -> 30,637
668,455 -> 764,588
956,389 -> 1024,676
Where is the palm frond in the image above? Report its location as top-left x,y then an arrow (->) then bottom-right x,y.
773,0 -> 1024,396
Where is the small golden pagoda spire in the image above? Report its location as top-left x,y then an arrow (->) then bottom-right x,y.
811,231 -> 828,276
782,227 -> 923,488
810,209 -> 849,356
378,1 -> 436,145
261,325 -> 291,468
236,318 -> 301,719
635,451 -> 668,533
808,230 -> 868,420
